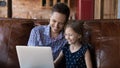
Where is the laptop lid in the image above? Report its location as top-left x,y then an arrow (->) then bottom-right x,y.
16,46 -> 54,68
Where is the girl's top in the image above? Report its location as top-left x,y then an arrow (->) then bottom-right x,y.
62,43 -> 88,68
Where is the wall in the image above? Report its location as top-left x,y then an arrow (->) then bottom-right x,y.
0,0 -> 7,18
94,0 -> 118,19
12,0 -> 76,19
12,0 -> 51,19
76,0 -> 94,20
0,0 -> 76,20
118,0 -> 120,18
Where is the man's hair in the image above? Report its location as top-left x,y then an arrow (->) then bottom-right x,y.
52,3 -> 70,23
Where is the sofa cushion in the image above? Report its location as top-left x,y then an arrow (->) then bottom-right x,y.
84,20 -> 120,68
0,19 -> 34,68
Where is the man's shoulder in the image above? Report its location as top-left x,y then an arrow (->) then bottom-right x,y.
32,25 -> 48,31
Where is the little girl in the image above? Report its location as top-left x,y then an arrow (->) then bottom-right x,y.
54,20 -> 92,68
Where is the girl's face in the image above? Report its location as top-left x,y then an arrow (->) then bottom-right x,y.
49,12 -> 66,34
64,27 -> 81,45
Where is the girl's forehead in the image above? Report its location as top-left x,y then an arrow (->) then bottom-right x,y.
65,27 -> 74,33
65,27 -> 72,30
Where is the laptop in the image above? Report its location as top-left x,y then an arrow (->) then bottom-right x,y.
16,46 -> 54,68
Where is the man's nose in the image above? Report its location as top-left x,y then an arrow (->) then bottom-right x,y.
54,23 -> 59,28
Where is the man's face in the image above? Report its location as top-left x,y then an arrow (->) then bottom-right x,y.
49,12 -> 66,34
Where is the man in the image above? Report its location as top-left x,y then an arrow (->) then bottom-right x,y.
27,3 -> 70,61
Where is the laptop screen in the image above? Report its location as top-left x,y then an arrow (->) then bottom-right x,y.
16,46 -> 54,68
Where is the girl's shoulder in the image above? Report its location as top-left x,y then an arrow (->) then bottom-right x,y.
80,43 -> 90,55
62,43 -> 69,50
82,42 -> 91,49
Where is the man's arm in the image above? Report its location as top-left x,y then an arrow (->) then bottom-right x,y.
27,28 -> 38,46
54,51 -> 64,67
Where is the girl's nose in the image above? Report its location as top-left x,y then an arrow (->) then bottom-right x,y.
65,35 -> 69,40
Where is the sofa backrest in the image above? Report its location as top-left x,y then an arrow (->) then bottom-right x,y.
0,18 -> 120,68
0,18 -> 49,68
84,19 -> 120,68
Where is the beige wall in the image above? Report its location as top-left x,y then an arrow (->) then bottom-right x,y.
94,0 -> 118,19
0,0 -> 7,18
12,0 -> 51,19
12,0 -> 76,19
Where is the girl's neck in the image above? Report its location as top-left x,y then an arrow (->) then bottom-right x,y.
70,42 -> 82,53
71,42 -> 81,47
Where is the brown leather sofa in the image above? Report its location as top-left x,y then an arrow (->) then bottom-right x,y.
0,18 -> 120,68
84,20 -> 120,68
0,18 -> 48,68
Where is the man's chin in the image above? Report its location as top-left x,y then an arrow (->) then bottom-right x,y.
52,31 -> 59,34
52,29 -> 59,33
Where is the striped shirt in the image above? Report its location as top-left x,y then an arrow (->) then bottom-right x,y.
27,25 -> 67,60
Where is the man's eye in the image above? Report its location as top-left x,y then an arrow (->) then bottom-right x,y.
65,34 -> 73,36
59,23 -> 64,25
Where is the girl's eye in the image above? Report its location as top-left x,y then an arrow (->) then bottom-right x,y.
69,34 -> 73,36
64,34 -> 73,36
59,23 -> 64,26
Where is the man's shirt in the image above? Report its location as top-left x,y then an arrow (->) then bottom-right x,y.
27,25 -> 67,60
